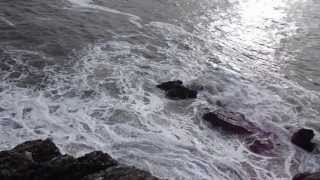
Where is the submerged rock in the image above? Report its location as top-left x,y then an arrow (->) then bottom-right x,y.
293,172 -> 320,180
291,129 -> 316,152
202,110 -> 255,134
0,139 -> 159,180
245,132 -> 275,155
157,80 -> 197,100
248,139 -> 274,154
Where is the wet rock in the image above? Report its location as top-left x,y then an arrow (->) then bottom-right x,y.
248,139 -> 274,154
293,172 -> 320,180
36,152 -> 117,180
157,80 -> 197,100
0,139 -> 159,180
82,166 -> 159,180
202,109 -> 278,155
202,110 -> 255,134
35,155 -> 78,180
0,151 -> 39,180
156,80 -> 183,91
12,139 -> 61,162
77,151 -> 118,170
246,133 -> 275,155
291,129 -> 316,152
166,87 -> 197,99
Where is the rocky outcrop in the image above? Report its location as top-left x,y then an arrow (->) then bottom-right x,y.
291,129 -> 316,152
12,139 -> 61,162
293,172 -> 320,180
202,109 -> 276,155
202,110 -> 255,135
0,139 -> 159,180
157,80 -> 197,100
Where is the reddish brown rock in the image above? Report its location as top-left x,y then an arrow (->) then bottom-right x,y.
293,172 -> 320,180
202,110 -> 256,135
203,110 -> 279,155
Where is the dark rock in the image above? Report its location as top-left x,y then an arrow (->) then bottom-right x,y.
291,129 -> 316,152
0,151 -> 40,180
77,151 -> 118,172
293,172 -> 320,180
82,166 -> 159,180
202,110 -> 255,134
0,139 -> 159,180
35,155 -> 77,180
157,80 -> 197,100
13,139 -> 61,162
156,80 -> 183,91
166,87 -> 197,100
36,152 -> 117,180
293,173 -> 310,180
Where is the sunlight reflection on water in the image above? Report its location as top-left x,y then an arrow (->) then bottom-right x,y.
238,0 -> 289,44
204,0 -> 302,79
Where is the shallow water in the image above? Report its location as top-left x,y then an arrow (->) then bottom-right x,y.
1,0 -> 320,179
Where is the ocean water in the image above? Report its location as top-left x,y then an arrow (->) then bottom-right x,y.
1,0 -> 320,179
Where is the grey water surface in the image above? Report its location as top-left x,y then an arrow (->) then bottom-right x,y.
1,0 -> 320,179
